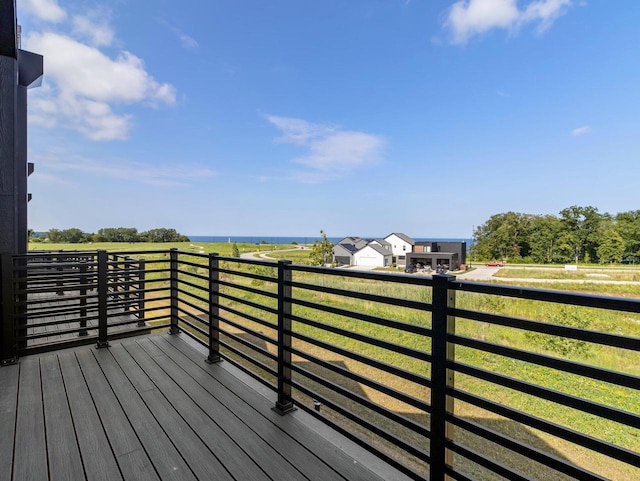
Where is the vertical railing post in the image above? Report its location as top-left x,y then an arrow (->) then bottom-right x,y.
206,253 -> 221,363
169,248 -> 179,334
274,260 -> 295,414
430,273 -> 456,481
1,253 -> 17,364
79,261 -> 88,336
123,256 -> 131,313
96,250 -> 109,348
136,259 -> 146,327
56,250 -> 64,295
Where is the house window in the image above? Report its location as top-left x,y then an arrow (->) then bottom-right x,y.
402,245 -> 406,251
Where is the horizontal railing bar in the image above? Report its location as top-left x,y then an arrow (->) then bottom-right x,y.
291,296 -> 433,336
210,348 -> 277,393
175,315 -> 208,339
289,344 -> 430,412
452,307 -> 640,351
216,277 -> 278,300
289,280 -> 432,312
291,399 -> 427,481
215,304 -> 276,332
450,387 -> 640,468
216,290 -> 278,317
175,296 -> 209,317
452,334 -> 640,389
446,442 -> 529,481
448,416 -> 608,481
217,338 -> 277,378
214,266 -> 278,285
219,328 -> 277,362
451,280 -> 640,314
175,285 -> 208,304
290,313 -> 433,364
452,361 -> 640,428
216,315 -> 276,349
291,381 -> 431,466
291,362 -> 431,438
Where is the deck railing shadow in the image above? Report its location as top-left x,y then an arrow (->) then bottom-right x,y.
1,248 -> 639,481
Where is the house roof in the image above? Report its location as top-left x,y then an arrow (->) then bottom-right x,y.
337,243 -> 358,253
386,232 -> 415,245
358,243 -> 392,257
371,238 -> 391,247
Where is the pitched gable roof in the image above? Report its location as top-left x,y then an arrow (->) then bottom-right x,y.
386,232 -> 415,245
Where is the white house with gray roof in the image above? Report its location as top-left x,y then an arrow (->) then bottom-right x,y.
332,233 -> 413,267
353,243 -> 393,267
384,233 -> 416,266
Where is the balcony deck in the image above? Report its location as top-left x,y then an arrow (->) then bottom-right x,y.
0,332 -> 407,481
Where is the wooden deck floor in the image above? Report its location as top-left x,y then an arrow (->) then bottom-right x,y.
0,333 -> 407,481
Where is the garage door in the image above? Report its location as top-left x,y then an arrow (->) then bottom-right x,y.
356,256 -> 380,267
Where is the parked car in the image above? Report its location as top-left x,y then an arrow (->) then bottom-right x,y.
404,264 -> 416,273
485,261 -> 503,267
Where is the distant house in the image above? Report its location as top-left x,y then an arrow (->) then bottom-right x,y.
353,244 -> 393,267
409,241 -> 467,270
332,234 -> 467,271
333,242 -> 359,266
332,237 -> 372,265
384,233 -> 416,266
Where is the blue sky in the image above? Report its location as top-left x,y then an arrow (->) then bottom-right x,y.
18,0 -> 640,238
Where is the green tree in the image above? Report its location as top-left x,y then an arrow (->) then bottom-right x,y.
615,210 -> 640,260
559,205 -> 604,263
597,229 -> 625,264
232,242 -> 240,258
309,230 -> 334,266
474,212 -> 532,261
528,215 -> 562,263
47,228 -> 62,242
60,228 -> 85,243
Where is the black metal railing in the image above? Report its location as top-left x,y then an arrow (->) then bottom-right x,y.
1,248 -> 639,481
0,250 -> 169,357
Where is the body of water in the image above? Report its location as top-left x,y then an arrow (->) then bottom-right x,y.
189,235 -> 471,245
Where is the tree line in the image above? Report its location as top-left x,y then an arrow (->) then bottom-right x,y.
33,227 -> 190,243
473,205 -> 640,264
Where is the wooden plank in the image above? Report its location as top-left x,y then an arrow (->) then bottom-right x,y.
140,337 -> 335,481
161,334 -> 388,481
0,363 -> 19,481
13,357 -> 48,480
75,349 -> 160,481
40,353 -> 85,480
118,340 -> 268,481
90,346 -> 198,481
58,350 -> 123,481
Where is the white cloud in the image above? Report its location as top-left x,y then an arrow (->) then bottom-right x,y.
72,14 -> 114,47
445,0 -> 573,44
20,2 -> 176,141
20,0 -> 67,23
571,125 -> 591,136
266,115 -> 385,183
23,28 -> 175,140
